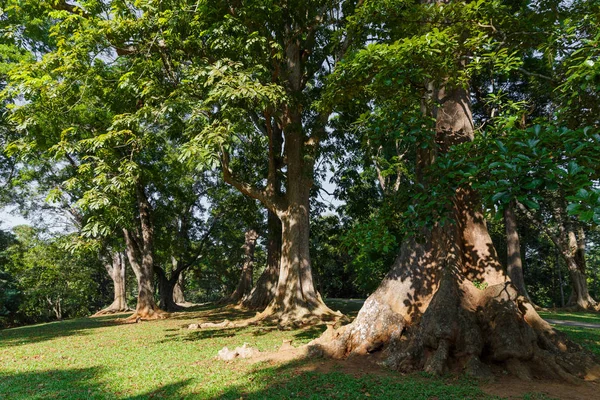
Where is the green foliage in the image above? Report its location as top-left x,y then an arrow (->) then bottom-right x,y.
2,226 -> 109,326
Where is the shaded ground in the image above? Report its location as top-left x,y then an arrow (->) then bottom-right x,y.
0,299 -> 599,399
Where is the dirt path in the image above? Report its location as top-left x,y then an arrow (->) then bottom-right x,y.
545,319 -> 600,329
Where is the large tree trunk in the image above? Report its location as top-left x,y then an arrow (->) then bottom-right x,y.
311,85 -> 600,381
255,107 -> 342,326
226,229 -> 259,304
504,201 -> 531,302
222,106 -> 341,325
94,251 -> 130,315
243,211 -> 281,310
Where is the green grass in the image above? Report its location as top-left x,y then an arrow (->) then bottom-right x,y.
537,310 -> 600,356
0,300 -> 598,399
538,310 -> 600,325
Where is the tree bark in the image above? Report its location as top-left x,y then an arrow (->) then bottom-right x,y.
173,269 -> 186,304
504,201 -> 531,302
122,184 -> 167,320
156,266 -> 182,312
243,211 -> 281,310
94,251 -> 130,315
226,229 -> 259,304
518,201 -> 597,310
310,84 -> 600,381
222,108 -> 340,325
565,225 -> 596,309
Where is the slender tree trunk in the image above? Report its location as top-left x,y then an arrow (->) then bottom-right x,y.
155,265 -> 181,312
517,200 -> 597,310
504,201 -> 531,302
562,222 -> 597,309
243,211 -> 281,310
94,251 -> 130,315
311,84 -> 599,381
122,185 -> 167,320
47,297 -> 62,320
556,248 -> 565,307
123,228 -> 160,319
173,269 -> 186,304
226,229 -> 259,304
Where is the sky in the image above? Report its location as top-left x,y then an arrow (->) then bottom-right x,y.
0,207 -> 29,230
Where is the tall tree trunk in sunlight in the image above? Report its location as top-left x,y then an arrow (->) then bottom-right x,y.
311,84 -> 600,381
122,184 -> 168,320
173,270 -> 186,304
94,251 -> 130,315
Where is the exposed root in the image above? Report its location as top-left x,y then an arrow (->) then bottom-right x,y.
252,297 -> 347,329
217,343 -> 261,361
176,301 -> 197,308
196,295 -> 347,330
92,305 -> 132,317
123,307 -> 169,322
310,271 -> 600,382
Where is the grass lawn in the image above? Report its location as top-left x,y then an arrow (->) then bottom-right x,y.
0,300 -> 598,399
537,310 -> 600,325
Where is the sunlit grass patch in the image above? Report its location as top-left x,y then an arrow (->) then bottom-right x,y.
538,310 -> 600,325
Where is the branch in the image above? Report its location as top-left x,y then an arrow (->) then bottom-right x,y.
515,200 -> 563,252
248,111 -> 268,136
220,146 -> 284,213
172,217 -> 220,282
517,68 -> 554,82
53,1 -> 90,17
337,0 -> 365,60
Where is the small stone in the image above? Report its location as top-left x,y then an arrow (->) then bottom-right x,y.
217,343 -> 260,361
279,339 -> 295,351
188,323 -> 199,329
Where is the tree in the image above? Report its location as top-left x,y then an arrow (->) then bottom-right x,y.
5,226 -> 108,322
225,229 -> 259,304
311,0 -> 599,381
242,211 -> 282,310
194,0 -> 363,325
94,249 -> 130,315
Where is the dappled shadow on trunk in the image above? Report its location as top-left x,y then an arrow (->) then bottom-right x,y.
309,190 -> 600,382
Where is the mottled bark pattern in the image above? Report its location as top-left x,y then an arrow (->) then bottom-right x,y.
122,185 -> 167,320
311,85 -> 600,381
243,211 -> 281,310
173,271 -> 186,304
94,251 -> 130,315
226,229 -> 259,304
504,201 -> 531,301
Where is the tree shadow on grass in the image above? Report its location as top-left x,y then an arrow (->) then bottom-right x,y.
0,315 -> 125,349
168,303 -> 258,324
158,324 -> 279,345
0,366 -> 192,399
292,324 -> 327,342
195,356 -> 487,400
